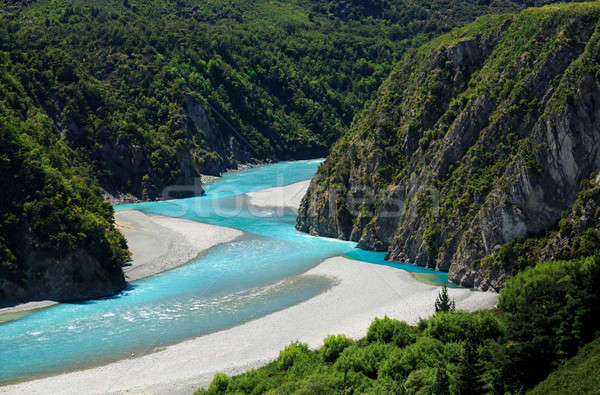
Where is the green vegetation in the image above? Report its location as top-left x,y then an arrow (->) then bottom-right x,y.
282,3 -> 600,392
529,336 -> 600,395
298,1 -> 600,290
0,0 -> 533,198
322,334 -> 354,362
198,254 -> 600,394
0,60 -> 128,300
311,0 -> 564,24
1,0 -> 567,300
498,256 -> 600,385
434,284 -> 455,312
481,177 -> 600,273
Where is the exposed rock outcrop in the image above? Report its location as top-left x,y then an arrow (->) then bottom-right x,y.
0,250 -> 126,303
297,4 -> 600,291
97,99 -> 230,200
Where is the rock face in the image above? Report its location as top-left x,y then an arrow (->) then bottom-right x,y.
183,98 -> 256,175
297,4 -> 600,291
97,97 -> 256,200
0,250 -> 126,303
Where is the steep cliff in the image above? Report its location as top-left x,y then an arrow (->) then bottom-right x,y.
477,175 -> 600,290
298,3 -> 600,291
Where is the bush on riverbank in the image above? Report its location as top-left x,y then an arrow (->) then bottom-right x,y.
197,255 -> 600,394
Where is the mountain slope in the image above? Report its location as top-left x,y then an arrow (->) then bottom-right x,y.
1,0 -> 551,200
529,335 -> 600,394
297,2 -> 600,290
0,59 -> 128,302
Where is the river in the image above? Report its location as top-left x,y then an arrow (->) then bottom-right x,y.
0,160 -> 450,384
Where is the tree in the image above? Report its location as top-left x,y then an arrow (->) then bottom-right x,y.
435,284 -> 455,313
456,339 -> 484,395
322,334 -> 353,362
498,255 -> 600,389
432,365 -> 451,395
366,316 -> 416,347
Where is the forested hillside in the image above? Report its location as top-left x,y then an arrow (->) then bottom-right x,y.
0,61 -> 128,302
1,0 -> 554,199
298,2 -> 600,291
0,0 -> 560,301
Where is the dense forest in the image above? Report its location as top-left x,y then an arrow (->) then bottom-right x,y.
197,253 -> 600,393
0,59 -> 129,301
0,0 -> 550,198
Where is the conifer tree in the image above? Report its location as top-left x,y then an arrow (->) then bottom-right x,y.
435,284 -> 456,313
456,339 -> 484,395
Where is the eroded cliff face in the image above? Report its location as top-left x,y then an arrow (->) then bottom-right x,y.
0,250 -> 126,303
297,4 -> 600,291
97,97 -> 260,201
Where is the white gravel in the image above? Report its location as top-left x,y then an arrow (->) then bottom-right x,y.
115,210 -> 244,282
245,180 -> 310,212
0,256 -> 497,395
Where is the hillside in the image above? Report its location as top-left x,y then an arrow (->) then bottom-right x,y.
0,62 -> 128,302
529,335 -> 600,394
0,0 -> 560,301
0,0 -> 537,200
297,2 -> 600,291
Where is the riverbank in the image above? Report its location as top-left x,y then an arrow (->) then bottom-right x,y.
0,301 -> 59,324
0,256 -> 497,394
115,211 -> 244,281
245,180 -> 310,212
101,161 -> 269,205
0,212 -> 244,318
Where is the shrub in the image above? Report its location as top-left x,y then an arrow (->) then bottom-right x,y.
498,255 -> 600,388
500,255 -> 600,352
206,373 -> 231,394
425,310 -> 505,344
278,341 -> 309,370
403,367 -> 436,395
224,369 -> 273,394
366,316 -> 416,347
379,337 -> 444,381
432,365 -> 451,395
442,342 -> 463,363
322,334 -> 354,362
295,373 -> 342,394
335,343 -> 395,379
367,376 -> 404,394
478,339 -> 510,394
377,348 -> 405,381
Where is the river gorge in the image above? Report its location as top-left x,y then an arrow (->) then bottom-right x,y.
0,160 -> 496,393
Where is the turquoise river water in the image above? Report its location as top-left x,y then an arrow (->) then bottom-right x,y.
0,159 -> 450,384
